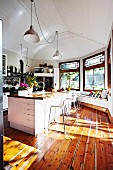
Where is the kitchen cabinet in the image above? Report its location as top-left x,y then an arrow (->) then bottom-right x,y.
8,91 -> 70,135
22,100 -> 35,129
2,54 -> 7,76
8,97 -> 22,125
8,97 -> 44,135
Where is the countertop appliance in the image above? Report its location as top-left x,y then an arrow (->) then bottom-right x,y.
34,67 -> 44,73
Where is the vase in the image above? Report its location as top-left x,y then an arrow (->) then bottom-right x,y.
27,87 -> 33,95
48,68 -> 53,73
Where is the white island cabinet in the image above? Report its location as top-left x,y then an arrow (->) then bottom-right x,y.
8,97 -> 45,135
8,91 -> 69,135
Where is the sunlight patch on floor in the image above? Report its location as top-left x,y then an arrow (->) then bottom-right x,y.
3,136 -> 40,170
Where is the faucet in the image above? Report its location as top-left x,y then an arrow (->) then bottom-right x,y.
38,81 -> 45,91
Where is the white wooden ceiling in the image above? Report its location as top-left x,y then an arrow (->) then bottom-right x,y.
0,0 -> 113,61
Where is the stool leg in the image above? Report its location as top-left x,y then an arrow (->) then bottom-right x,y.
54,107 -> 56,121
77,100 -> 79,109
66,100 -> 69,115
64,105 -> 66,116
62,108 -> 65,134
48,107 -> 52,131
78,101 -> 81,109
73,101 -> 75,109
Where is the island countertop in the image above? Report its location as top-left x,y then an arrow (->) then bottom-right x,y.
8,91 -> 69,100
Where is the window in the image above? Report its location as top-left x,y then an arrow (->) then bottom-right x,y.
83,52 -> 105,91
59,61 -> 80,90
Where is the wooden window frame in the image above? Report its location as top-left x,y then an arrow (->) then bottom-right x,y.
59,60 -> 80,91
83,52 -> 105,91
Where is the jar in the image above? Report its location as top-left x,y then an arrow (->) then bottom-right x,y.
48,68 -> 53,73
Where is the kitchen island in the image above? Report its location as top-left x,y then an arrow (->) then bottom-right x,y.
8,91 -> 69,135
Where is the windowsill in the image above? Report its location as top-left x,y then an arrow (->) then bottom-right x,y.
79,95 -> 108,109
80,95 -> 107,101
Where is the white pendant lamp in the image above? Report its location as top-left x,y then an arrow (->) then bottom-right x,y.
24,0 -> 40,43
53,31 -> 62,60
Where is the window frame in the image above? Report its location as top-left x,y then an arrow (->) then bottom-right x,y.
83,52 -> 105,91
59,60 -> 80,91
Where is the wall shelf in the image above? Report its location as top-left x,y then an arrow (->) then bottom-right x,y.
34,73 -> 53,77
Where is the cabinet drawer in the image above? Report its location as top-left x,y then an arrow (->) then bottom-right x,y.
23,113 -> 35,121
23,118 -> 34,128
23,108 -> 35,116
23,99 -> 35,105
23,103 -> 35,111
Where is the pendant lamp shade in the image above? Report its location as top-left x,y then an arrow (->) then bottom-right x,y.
53,50 -> 61,59
24,0 -> 40,43
24,25 -> 40,43
53,31 -> 62,60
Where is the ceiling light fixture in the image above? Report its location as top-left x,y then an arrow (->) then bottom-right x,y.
53,31 -> 62,60
24,0 -> 40,43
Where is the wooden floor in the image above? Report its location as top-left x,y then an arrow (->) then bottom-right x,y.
3,106 -> 113,170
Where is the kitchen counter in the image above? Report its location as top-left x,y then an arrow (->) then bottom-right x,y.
8,91 -> 69,99
8,91 -> 69,135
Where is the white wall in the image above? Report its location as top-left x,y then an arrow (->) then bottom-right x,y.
3,48 -> 59,73
29,59 -> 59,72
3,49 -> 20,69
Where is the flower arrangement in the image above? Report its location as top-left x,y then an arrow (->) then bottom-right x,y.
26,75 -> 36,88
18,82 -> 28,90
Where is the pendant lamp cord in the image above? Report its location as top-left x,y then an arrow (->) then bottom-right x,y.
26,48 -> 29,67
56,31 -> 58,51
31,0 -> 32,26
33,0 -> 57,44
20,44 -> 23,59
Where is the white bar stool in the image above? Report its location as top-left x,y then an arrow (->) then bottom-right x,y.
48,98 -> 68,134
67,93 -> 78,109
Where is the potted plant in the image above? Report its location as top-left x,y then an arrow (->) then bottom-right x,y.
26,75 -> 36,88
18,82 -> 28,96
26,75 -> 39,94
18,82 -> 28,90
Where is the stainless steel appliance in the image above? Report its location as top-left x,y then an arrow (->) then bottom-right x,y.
34,67 -> 44,73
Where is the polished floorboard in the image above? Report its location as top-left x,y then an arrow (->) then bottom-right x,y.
4,106 -> 113,170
